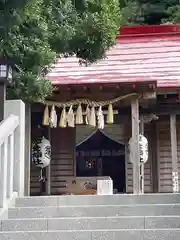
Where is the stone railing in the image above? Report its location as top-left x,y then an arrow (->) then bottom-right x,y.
0,115 -> 20,208
0,100 -> 25,213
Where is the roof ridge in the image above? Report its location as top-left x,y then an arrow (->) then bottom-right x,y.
119,24 -> 180,37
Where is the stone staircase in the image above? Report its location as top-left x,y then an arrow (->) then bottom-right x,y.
1,194 -> 180,239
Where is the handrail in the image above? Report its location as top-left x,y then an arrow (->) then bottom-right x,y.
0,115 -> 19,145
0,114 -> 20,209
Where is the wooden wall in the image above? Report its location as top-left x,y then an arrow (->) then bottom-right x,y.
30,125 -> 49,195
157,116 -> 180,193
50,127 -> 75,194
30,127 -> 75,195
30,114 -> 180,195
30,164 -> 41,195
30,122 -> 154,195
157,119 -> 171,192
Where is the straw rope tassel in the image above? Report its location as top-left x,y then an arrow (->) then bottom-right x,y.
97,106 -> 104,129
76,103 -> 83,124
67,105 -> 75,128
59,107 -> 67,128
50,105 -> 57,128
107,103 -> 114,124
43,105 -> 49,126
89,106 -> 96,127
85,105 -> 91,125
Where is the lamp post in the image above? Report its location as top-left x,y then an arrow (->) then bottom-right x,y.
0,63 -> 13,122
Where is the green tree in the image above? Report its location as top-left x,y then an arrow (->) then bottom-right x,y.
0,0 -> 120,103
164,3 -> 180,23
120,0 -> 180,25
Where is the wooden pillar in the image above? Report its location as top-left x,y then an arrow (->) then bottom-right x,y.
139,115 -> 144,134
139,116 -> 144,194
0,82 -> 6,122
170,114 -> 179,193
150,122 -> 158,193
131,98 -> 140,194
46,126 -> 51,195
24,104 -> 31,196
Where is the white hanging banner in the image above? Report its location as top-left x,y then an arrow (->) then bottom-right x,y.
139,134 -> 148,163
172,171 -> 179,193
32,136 -> 51,168
128,134 -> 148,164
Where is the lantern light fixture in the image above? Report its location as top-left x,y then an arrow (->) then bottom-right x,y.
0,60 -> 14,122
0,64 -> 13,84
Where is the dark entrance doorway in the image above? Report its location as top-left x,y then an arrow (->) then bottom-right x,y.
76,130 -> 125,193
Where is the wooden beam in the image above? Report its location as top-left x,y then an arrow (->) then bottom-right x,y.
142,91 -> 156,100
140,104 -> 180,116
131,98 -> 140,194
170,114 -> 179,193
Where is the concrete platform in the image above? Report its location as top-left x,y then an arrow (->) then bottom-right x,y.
0,229 -> 180,240
15,194 -> 180,207
8,204 -> 180,218
1,216 -> 180,231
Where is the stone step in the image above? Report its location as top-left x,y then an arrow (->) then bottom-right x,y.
8,204 -> 180,218
15,194 -> 180,207
0,229 -> 180,240
1,216 -> 180,231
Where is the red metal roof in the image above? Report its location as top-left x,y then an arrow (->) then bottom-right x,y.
47,24 -> 180,89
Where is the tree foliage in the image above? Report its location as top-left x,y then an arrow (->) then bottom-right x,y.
0,0 -> 120,103
120,0 -> 180,25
